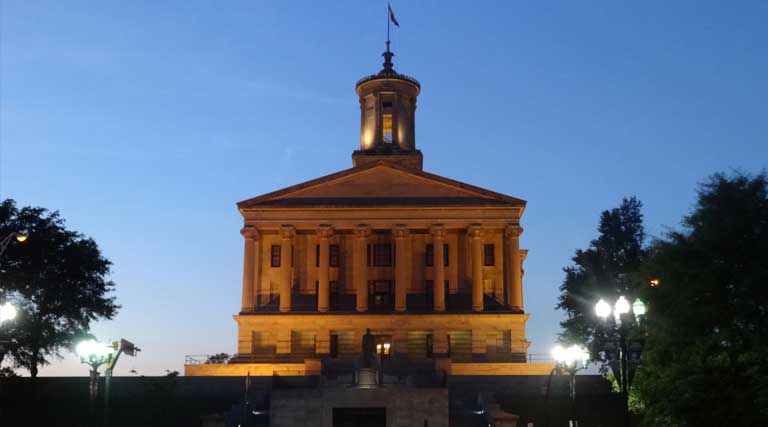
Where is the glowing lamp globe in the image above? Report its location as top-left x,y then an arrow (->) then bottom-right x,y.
15,233 -> 28,242
551,345 -> 567,363
0,302 -> 17,323
614,296 -> 631,315
633,298 -> 646,317
76,339 -> 113,363
595,299 -> 612,319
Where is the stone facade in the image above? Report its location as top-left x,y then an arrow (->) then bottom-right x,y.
186,44 -> 546,388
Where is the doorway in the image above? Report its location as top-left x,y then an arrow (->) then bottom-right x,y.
332,407 -> 386,427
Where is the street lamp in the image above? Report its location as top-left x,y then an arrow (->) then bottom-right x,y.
552,344 -> 590,427
76,338 -> 139,427
376,341 -> 391,385
77,339 -> 113,422
594,296 -> 647,427
0,232 -> 27,259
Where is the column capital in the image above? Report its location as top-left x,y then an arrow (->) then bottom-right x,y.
468,224 -> 484,239
393,225 -> 410,239
505,224 -> 524,238
354,224 -> 372,238
280,225 -> 295,240
240,226 -> 259,239
430,224 -> 446,239
317,225 -> 334,239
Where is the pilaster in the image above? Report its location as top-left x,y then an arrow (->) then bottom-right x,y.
394,225 -> 410,312
471,329 -> 487,355
276,328 -> 291,354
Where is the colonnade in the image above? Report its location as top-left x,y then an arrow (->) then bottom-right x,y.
240,224 -> 523,314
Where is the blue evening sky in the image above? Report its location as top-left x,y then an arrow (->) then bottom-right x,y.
2,1 -> 766,376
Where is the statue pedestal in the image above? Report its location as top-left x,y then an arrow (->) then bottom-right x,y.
356,368 -> 379,389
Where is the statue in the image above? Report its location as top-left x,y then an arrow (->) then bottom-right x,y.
354,328 -> 380,388
360,328 -> 376,369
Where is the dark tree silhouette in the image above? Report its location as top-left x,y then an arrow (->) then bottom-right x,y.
0,199 -> 119,377
556,197 -> 646,354
205,353 -> 231,364
635,172 -> 768,426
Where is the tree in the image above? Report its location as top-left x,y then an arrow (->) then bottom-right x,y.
556,197 -> 646,354
206,353 -> 231,364
635,172 -> 768,426
0,199 -> 119,377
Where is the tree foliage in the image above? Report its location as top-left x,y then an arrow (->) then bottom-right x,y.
0,199 -> 119,377
205,353 -> 231,364
635,172 -> 768,426
556,197 -> 646,355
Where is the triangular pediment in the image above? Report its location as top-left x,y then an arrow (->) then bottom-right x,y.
238,162 -> 525,209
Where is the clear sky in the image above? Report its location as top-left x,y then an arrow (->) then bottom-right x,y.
1,1 -> 766,376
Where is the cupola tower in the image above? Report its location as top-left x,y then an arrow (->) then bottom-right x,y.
352,42 -> 423,170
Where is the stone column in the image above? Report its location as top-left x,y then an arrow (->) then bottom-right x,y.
240,226 -> 259,312
431,225 -> 446,312
279,225 -> 295,313
394,225 -> 410,312
317,226 -> 333,312
469,225 -> 484,312
505,225 -> 524,310
354,225 -> 371,312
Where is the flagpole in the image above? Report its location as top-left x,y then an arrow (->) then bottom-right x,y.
387,1 -> 390,47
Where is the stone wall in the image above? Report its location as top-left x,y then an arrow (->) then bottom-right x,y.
271,386 -> 449,427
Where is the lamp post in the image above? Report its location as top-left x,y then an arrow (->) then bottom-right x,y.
375,341 -> 390,385
595,296 -> 646,427
0,232 -> 27,259
76,339 -> 113,424
76,338 -> 139,427
551,344 -> 590,427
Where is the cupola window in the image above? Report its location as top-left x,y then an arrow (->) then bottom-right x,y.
382,113 -> 393,144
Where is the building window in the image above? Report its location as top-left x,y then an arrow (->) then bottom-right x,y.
484,244 -> 495,266
382,113 -> 393,144
443,244 -> 449,266
270,245 -> 281,267
317,244 -> 340,267
373,244 -> 392,266
330,334 -> 339,358
329,245 -> 340,267
426,334 -> 434,358
370,281 -> 392,308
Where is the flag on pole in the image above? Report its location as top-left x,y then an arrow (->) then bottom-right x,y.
388,3 -> 400,27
